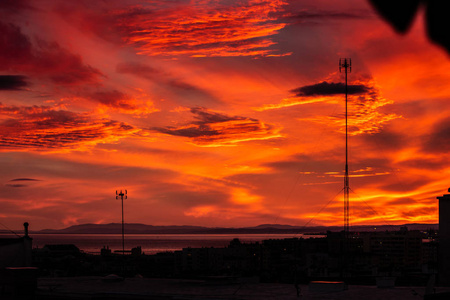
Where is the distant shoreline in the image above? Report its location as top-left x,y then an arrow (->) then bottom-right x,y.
1,222 -> 438,235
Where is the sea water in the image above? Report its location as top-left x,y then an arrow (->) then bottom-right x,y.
3,233 -> 322,254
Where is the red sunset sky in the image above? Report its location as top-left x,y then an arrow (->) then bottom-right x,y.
1,0 -> 449,230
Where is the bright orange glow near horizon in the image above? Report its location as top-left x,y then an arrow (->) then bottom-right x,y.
0,0 -> 449,231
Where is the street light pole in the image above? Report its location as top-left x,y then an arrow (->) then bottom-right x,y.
116,189 -> 127,256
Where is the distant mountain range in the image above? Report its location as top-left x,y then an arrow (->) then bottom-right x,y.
19,222 -> 439,235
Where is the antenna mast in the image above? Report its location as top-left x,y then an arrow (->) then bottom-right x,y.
339,58 -> 351,239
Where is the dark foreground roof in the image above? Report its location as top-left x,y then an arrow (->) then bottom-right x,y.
36,277 -> 450,300
0,236 -> 30,246
43,244 -> 80,252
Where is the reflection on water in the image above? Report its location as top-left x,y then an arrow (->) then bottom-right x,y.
1,233 -> 324,255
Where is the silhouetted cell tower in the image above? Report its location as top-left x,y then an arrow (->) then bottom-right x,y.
339,58 -> 351,238
116,189 -> 127,255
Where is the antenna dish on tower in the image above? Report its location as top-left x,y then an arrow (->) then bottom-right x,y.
339,58 -> 351,73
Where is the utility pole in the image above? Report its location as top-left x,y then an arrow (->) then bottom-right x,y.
339,58 -> 351,240
116,189 -> 127,256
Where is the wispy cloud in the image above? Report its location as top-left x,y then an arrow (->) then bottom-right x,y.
0,103 -> 139,152
0,21 -> 102,85
85,89 -> 159,115
257,77 -> 401,135
6,178 -> 41,188
152,107 -> 282,146
116,0 -> 289,57
256,80 -> 374,111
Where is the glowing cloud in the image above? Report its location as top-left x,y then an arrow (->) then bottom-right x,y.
86,90 -> 159,115
152,107 -> 282,146
0,21 -> 102,85
257,77 -> 401,135
0,103 -> 140,152
117,0 -> 289,57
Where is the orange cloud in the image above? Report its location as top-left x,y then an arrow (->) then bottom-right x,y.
231,188 -> 261,205
0,103 -> 140,152
255,96 -> 330,111
86,90 -> 159,116
117,0 -> 289,57
184,205 -> 218,218
258,77 -> 401,135
152,107 -> 282,146
0,21 -> 102,85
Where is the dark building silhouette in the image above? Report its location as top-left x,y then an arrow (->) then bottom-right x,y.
42,244 -> 81,257
0,223 -> 32,268
0,223 -> 37,300
438,188 -> 450,285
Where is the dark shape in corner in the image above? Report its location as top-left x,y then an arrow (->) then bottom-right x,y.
0,75 -> 28,90
368,0 -> 420,33
368,0 -> 450,53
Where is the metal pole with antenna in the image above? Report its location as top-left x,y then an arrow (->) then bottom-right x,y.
339,58 -> 351,240
116,189 -> 127,256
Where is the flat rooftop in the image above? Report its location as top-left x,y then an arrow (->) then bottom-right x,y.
35,277 -> 450,300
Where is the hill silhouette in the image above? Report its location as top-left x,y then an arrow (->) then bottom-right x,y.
30,222 -> 438,235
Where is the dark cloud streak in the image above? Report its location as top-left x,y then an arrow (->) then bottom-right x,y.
0,21 -> 102,85
0,75 -> 28,90
10,178 -> 40,182
5,177 -> 41,188
422,118 -> 450,154
88,90 -> 136,110
291,81 -> 370,97
6,184 -> 28,188
152,107 -> 279,145
290,9 -> 374,20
